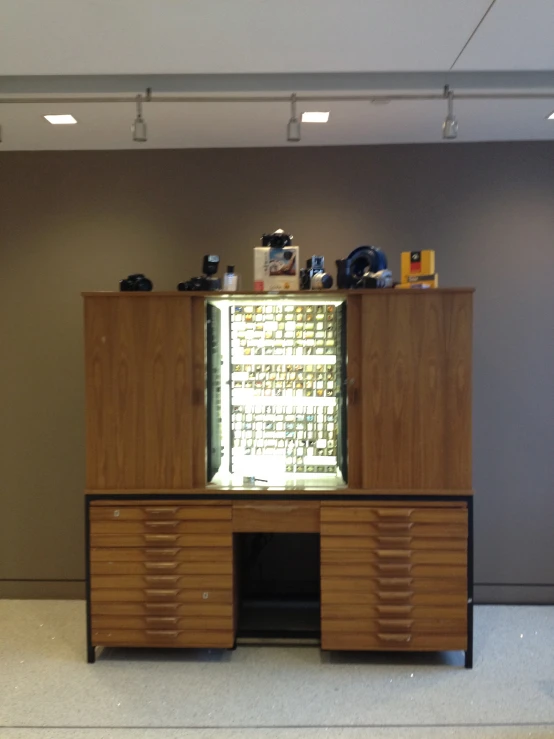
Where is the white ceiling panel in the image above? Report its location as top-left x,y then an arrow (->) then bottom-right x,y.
454,0 -> 554,70
0,0 -> 491,76
1,97 -> 554,150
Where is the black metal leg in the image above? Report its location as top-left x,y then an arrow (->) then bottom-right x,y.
465,648 -> 473,669
87,645 -> 96,664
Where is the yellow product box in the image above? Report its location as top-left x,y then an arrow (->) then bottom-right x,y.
395,273 -> 439,289
401,250 -> 435,281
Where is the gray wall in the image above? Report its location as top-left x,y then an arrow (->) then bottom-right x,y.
0,143 -> 553,602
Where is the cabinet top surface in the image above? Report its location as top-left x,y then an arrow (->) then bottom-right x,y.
82,289 -> 475,298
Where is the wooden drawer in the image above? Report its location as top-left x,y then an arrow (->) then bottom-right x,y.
322,618 -> 466,636
90,533 -> 233,548
320,523 -> 467,541
91,560 -> 232,576
91,547 -> 230,562
322,586 -> 467,607
91,588 -> 232,604
233,502 -> 320,533
92,629 -> 234,649
321,537 -> 467,553
321,632 -> 467,651
91,574 -> 232,590
91,520 -> 231,535
321,506 -> 467,526
321,604 -> 466,621
90,505 -> 231,521
91,601 -> 233,618
92,615 -> 232,631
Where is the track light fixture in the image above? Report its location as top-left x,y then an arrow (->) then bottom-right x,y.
132,93 -> 147,143
287,93 -> 301,142
442,85 -> 458,140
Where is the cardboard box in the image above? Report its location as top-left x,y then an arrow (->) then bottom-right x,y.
395,273 -> 439,289
254,246 -> 300,291
401,250 -> 435,281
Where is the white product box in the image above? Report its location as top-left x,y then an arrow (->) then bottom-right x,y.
254,246 -> 300,291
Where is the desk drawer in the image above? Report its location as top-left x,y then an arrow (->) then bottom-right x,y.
92,628 -> 234,648
91,520 -> 231,535
321,632 -> 467,651
91,560 -> 232,576
90,533 -> 233,548
91,602 -> 233,618
91,574 -> 232,590
321,505 -> 467,527
233,502 -> 320,533
91,547 -> 230,562
92,615 -> 232,631
90,588 -> 233,604
90,505 -> 231,522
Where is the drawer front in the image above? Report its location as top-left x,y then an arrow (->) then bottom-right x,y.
321,505 -> 467,526
91,560 -> 232,576
321,604 -> 466,621
90,533 -> 232,548
91,602 -> 233,618
91,588 -> 233,604
321,632 -> 467,651
90,505 -> 232,521
91,615 -> 232,631
91,547 -> 230,562
322,617 -> 466,636
320,524 -> 467,544
233,502 -> 320,533
92,629 -> 234,648
322,586 -> 467,606
91,520 -> 231,535
91,574 -> 232,590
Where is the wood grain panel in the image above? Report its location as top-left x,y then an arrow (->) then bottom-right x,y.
91,602 -> 233,617
91,588 -> 233,604
322,618 -> 467,635
90,547 -> 230,562
91,615 -> 232,631
90,520 -> 231,535
90,505 -> 232,521
321,590 -> 467,607
92,629 -> 234,648
346,294 -> 362,487
91,560 -> 233,576
232,502 -> 320,533
359,292 -> 472,490
321,633 -> 467,651
90,533 -> 232,548
321,506 -> 467,525
91,574 -> 232,590
321,604 -> 466,620
84,295 -> 204,490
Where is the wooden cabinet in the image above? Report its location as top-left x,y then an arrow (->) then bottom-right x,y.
320,502 -> 469,653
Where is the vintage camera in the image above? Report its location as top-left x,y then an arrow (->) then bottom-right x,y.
261,228 -> 293,248
119,273 -> 153,291
300,256 -> 333,290
336,246 -> 390,289
177,254 -> 221,291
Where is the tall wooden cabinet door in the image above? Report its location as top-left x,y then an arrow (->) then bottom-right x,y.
84,295 -> 206,490
353,291 -> 473,491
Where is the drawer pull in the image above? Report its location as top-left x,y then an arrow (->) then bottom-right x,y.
146,548 -> 179,557
145,508 -> 179,516
144,562 -> 178,571
145,603 -> 178,612
144,520 -> 179,528
377,605 -> 414,615
377,537 -> 412,547
377,578 -> 414,588
377,591 -> 415,601
144,534 -> 179,543
378,619 -> 414,630
144,589 -> 179,599
378,633 -> 412,644
376,509 -> 414,519
377,563 -> 413,574
146,630 -> 179,638
377,550 -> 412,559
240,505 -> 298,513
146,617 -> 178,626
145,575 -> 179,584
377,522 -> 414,532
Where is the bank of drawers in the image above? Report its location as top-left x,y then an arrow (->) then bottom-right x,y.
320,504 -> 468,651
89,503 -> 235,649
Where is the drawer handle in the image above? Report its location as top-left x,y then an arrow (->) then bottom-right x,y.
378,633 -> 412,644
144,589 -> 179,598
145,575 -> 179,584
145,520 -> 179,528
377,605 -> 414,615
377,550 -> 412,559
377,537 -> 413,547
377,578 -> 414,588
376,509 -> 414,519
146,630 -> 179,638
377,591 -> 415,601
146,617 -> 178,626
144,562 -> 178,571
377,522 -> 414,532
145,508 -> 179,515
378,619 -> 414,630
239,505 -> 298,513
145,603 -> 178,612
145,548 -> 179,557
377,563 -> 413,574
144,534 -> 179,543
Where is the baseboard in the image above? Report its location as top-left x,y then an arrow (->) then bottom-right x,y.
475,584 -> 554,604
0,580 -> 85,599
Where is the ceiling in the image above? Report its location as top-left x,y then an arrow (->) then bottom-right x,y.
1,0 -> 554,150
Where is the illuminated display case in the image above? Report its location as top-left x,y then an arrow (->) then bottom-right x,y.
207,297 -> 347,487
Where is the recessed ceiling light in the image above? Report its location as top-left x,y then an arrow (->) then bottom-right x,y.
302,112 -> 330,123
44,114 -> 77,125
548,112 -> 554,120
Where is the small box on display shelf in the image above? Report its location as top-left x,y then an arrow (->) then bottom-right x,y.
254,229 -> 300,291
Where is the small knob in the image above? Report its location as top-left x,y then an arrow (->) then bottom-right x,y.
113,510 -> 120,518
202,592 -> 209,600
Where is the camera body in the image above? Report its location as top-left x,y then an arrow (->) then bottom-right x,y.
177,255 -> 221,291
300,255 -> 334,290
119,273 -> 153,292
261,229 -> 293,248
336,246 -> 389,289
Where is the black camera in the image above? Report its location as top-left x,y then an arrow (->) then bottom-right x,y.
300,256 -> 334,290
261,229 -> 293,248
119,273 -> 153,292
177,255 -> 221,291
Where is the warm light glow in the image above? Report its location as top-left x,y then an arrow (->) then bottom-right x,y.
44,115 -> 77,125
302,112 -> 330,123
